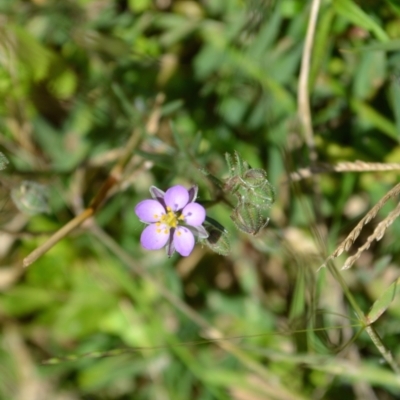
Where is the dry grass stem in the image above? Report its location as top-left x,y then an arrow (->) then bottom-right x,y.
297,0 -> 323,223
88,148 -> 125,167
342,201 -> 400,270
23,129 -> 141,268
290,161 -> 400,181
23,208 -> 94,267
297,0 -> 321,161
320,182 -> 400,269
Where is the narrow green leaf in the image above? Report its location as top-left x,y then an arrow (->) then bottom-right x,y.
353,51 -> 386,100
170,121 -> 186,152
341,40 -> 400,53
351,99 -> 398,140
11,24 -> 55,81
257,348 -> 400,389
310,7 -> 335,89
333,0 -> 389,42
0,286 -> 55,316
390,81 -> 400,133
111,83 -> 136,119
367,278 -> 399,324
161,99 -> 184,116
289,268 -> 306,321
385,0 -> 400,16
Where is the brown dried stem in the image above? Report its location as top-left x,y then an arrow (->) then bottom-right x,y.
298,0 -> 321,162
321,182 -> 400,269
22,152 -> 132,268
23,96 -> 164,268
342,201 -> 400,270
297,0 -> 322,222
290,161 -> 400,182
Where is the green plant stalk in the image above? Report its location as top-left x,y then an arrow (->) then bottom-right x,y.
326,261 -> 364,319
365,325 -> 400,375
327,261 -> 400,374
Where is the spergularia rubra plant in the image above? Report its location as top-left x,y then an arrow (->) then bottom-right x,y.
135,185 -> 208,257
136,153 -> 274,257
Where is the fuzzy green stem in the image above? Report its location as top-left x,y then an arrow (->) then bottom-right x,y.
365,325 -> 400,375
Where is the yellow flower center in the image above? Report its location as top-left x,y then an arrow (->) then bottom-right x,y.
157,206 -> 185,231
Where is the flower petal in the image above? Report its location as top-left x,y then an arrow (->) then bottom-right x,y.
135,200 -> 165,223
164,185 -> 189,211
181,203 -> 206,226
140,223 -> 170,250
173,226 -> 195,256
188,185 -> 198,203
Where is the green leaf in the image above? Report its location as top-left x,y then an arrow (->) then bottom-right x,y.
310,7 -> 335,89
342,40 -> 400,53
351,99 -> 398,140
385,0 -> 400,15
161,99 -> 184,116
128,0 -> 151,12
257,349 -> 400,389
333,0 -> 389,42
353,50 -> 386,100
219,96 -> 248,126
367,278 -> 399,324
0,286 -> 55,316
11,24 -> 55,81
48,68 -> 77,99
289,267 -> 306,321
390,80 -> 400,133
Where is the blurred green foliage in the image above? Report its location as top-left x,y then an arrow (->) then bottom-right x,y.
1,0 -> 400,399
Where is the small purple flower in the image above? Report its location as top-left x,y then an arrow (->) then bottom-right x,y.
135,185 -> 209,257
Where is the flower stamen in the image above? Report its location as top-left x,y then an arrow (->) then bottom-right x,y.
160,206 -> 179,228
